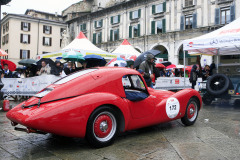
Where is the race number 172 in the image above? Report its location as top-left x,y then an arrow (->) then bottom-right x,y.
170,105 -> 176,111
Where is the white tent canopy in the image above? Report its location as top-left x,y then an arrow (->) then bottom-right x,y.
112,39 -> 141,58
37,32 -> 118,60
183,17 -> 240,55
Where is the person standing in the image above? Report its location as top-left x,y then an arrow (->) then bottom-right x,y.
37,61 -> 51,76
2,64 -> 12,78
51,61 -> 63,76
190,64 -> 198,89
139,54 -> 155,88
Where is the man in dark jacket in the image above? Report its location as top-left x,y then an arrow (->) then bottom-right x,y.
139,54 -> 155,88
190,64 -> 198,89
51,61 -> 63,76
2,64 -> 12,78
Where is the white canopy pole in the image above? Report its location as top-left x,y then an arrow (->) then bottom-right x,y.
217,49 -> 219,73
184,51 -> 186,88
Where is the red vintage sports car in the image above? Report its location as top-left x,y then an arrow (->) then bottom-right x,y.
7,67 -> 202,148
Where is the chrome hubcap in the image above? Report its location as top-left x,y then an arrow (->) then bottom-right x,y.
190,108 -> 194,115
100,121 -> 108,132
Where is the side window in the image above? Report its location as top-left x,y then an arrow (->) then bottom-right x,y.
130,75 -> 146,90
122,76 -> 131,88
122,75 -> 146,91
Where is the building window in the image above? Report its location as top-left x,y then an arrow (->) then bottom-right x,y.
5,34 -> 9,44
6,22 -> 9,32
111,15 -> 120,24
79,23 -> 86,31
185,0 -> 193,7
20,34 -> 30,44
110,29 -> 119,41
42,51 -> 49,54
21,22 -> 31,31
43,37 -> 52,46
94,20 -> 103,28
129,24 -> 140,38
185,16 -> 193,29
3,50 -> 8,59
130,9 -> 141,20
152,3 -> 166,14
151,20 -> 166,34
45,15 -> 49,19
3,25 -> 5,34
43,25 -> 52,34
220,8 -> 230,24
93,32 -> 102,44
20,49 -> 30,59
2,36 -> 5,45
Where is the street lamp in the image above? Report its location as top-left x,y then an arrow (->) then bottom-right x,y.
0,0 -> 11,100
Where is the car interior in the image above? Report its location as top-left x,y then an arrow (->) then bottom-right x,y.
122,75 -> 149,101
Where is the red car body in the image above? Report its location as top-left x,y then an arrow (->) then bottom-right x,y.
7,67 -> 202,147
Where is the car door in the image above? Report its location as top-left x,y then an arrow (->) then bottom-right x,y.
122,75 -> 156,119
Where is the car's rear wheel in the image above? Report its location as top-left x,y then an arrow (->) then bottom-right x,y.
86,106 -> 118,148
181,98 -> 199,126
202,93 -> 213,105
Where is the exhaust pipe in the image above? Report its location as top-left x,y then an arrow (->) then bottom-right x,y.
11,121 -> 18,126
14,127 -> 46,135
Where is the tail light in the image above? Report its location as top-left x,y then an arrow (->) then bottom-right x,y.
236,93 -> 239,95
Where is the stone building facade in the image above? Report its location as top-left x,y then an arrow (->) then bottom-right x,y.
1,10 -> 67,64
65,0 -> 240,65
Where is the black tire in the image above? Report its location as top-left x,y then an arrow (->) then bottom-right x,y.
181,98 -> 199,126
206,74 -> 230,96
86,106 -> 119,148
202,93 -> 213,105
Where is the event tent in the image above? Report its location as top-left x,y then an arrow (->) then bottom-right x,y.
37,32 -> 117,60
112,39 -> 141,58
183,17 -> 240,55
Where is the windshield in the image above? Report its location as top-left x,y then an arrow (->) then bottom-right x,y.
54,69 -> 97,85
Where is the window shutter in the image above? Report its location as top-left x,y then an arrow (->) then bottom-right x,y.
129,26 -> 132,38
118,15 -> 120,23
117,29 -> 119,40
152,5 -> 156,14
215,8 -> 220,25
93,33 -> 96,44
43,37 -> 45,45
50,26 -> 52,34
101,19 -> 103,27
83,23 -> 86,30
21,22 -> 23,30
192,13 -> 197,28
230,4 -> 235,22
28,35 -> 31,44
111,16 -> 113,24
94,21 -> 97,28
20,34 -> 23,43
28,23 -> 31,31
28,50 -> 30,59
43,25 -> 45,33
110,30 -> 113,41
180,15 -> 184,30
99,32 -> 102,43
151,21 -> 156,34
130,11 -> 133,20
162,19 -> 166,33
138,9 -> 141,18
50,38 -> 52,46
20,50 -> 22,59
163,1 -> 166,12
137,24 -> 141,37
80,25 -> 83,31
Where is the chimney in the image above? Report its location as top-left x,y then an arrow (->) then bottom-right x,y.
2,12 -> 7,18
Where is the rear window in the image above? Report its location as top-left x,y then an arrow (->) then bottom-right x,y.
54,69 -> 97,85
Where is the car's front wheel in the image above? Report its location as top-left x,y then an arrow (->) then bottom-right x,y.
86,106 -> 118,148
181,98 -> 199,126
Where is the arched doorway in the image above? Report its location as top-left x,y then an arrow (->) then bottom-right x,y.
178,45 -> 198,65
152,45 -> 168,61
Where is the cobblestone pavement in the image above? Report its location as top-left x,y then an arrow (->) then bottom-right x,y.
0,101 -> 240,160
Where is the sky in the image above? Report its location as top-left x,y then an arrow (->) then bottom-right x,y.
1,0 -> 82,16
